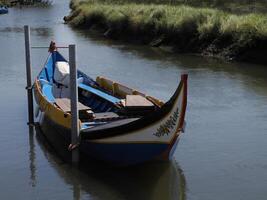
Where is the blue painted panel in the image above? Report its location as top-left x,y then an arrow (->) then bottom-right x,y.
99,101 -> 108,112
80,142 -> 168,165
44,54 -> 54,83
87,96 -> 95,105
92,101 -> 101,111
39,78 -> 50,86
42,84 -> 55,102
55,51 -> 67,62
39,69 -> 48,80
79,83 -> 121,104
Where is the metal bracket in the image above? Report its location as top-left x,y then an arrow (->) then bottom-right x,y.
31,46 -> 69,49
27,122 -> 39,127
25,85 -> 33,90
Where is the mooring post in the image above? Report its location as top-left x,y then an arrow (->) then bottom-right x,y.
69,44 -> 80,164
24,25 -> 34,126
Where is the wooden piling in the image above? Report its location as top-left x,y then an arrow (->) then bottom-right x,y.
24,25 -> 34,126
69,44 -> 80,164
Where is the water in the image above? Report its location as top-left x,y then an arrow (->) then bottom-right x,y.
0,1 -> 267,199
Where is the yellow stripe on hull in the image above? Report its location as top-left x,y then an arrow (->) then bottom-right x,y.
34,80 -> 81,129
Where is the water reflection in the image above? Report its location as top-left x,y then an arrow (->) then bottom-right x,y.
0,27 -> 23,33
0,27 -> 52,36
28,126 -> 36,187
33,126 -> 187,200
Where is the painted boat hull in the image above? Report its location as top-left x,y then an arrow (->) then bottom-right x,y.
38,111 -> 181,166
33,51 -> 188,166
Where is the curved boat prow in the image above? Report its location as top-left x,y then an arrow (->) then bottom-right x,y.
80,74 -> 188,164
148,74 -> 188,160
164,74 -> 188,133
161,73 -> 188,159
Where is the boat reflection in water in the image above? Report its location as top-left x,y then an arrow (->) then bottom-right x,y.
29,126 -> 186,200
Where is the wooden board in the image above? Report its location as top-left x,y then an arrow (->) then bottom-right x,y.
94,112 -> 119,120
55,98 -> 90,113
125,95 -> 154,108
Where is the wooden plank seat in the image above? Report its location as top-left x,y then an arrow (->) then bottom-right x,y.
125,95 -> 154,108
55,98 -> 91,113
123,95 -> 155,115
41,83 -> 55,103
92,112 -> 121,122
55,98 -> 95,120
55,98 -> 120,122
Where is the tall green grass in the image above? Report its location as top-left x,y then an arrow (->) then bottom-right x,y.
0,0 -> 10,6
0,0 -> 52,6
66,0 -> 267,62
70,0 -> 267,13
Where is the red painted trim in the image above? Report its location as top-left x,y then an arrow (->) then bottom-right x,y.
177,74 -> 188,131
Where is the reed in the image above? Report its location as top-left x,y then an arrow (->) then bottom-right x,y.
0,0 -> 52,7
65,0 -> 267,63
0,0 -> 10,6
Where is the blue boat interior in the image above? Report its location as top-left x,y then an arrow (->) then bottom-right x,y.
37,51 -> 156,130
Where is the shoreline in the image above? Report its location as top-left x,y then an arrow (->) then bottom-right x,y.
64,1 -> 267,65
0,0 -> 52,7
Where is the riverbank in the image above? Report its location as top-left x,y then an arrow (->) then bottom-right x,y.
0,0 -> 52,7
64,0 -> 267,64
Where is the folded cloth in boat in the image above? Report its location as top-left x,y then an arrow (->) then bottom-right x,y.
54,61 -> 70,87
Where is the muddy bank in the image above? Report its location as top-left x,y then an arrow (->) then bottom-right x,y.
64,1 -> 267,65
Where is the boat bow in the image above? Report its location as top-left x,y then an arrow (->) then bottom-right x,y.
80,74 -> 188,144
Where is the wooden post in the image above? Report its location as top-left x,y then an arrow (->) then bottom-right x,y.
69,44 -> 80,164
24,25 -> 34,126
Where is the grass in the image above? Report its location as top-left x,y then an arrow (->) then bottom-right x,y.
0,0 -> 52,7
65,0 -> 267,63
0,0 -> 10,6
70,0 -> 267,14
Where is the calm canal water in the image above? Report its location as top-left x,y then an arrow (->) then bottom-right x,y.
1,1 -> 267,199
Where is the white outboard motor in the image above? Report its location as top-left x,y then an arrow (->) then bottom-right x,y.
52,61 -> 70,98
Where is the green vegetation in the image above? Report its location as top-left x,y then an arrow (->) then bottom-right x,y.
65,0 -> 267,63
21,0 -> 52,6
0,0 -> 10,6
70,0 -> 267,14
0,0 -> 52,7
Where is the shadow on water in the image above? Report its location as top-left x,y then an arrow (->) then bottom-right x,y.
28,126 -> 37,188
28,126 -> 187,200
76,28 -> 267,71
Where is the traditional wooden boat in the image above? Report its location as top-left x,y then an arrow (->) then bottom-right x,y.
0,6 -> 8,14
34,44 -> 188,166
